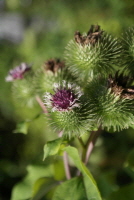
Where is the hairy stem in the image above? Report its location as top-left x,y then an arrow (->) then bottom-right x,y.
84,126 -> 102,165
36,95 -> 71,180
36,95 -> 48,113
63,151 -> 71,180
58,131 -> 71,180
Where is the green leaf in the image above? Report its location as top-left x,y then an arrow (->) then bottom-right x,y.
32,177 -> 58,200
107,183 -> 134,200
13,114 -> 41,134
13,121 -> 30,134
53,177 -> 88,200
11,165 -> 54,200
63,146 -> 102,200
43,138 -> 66,160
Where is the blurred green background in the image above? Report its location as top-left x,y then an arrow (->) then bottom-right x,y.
1,0 -> 134,199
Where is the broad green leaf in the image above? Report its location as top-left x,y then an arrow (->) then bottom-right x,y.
13,114 -> 41,134
43,138 -> 66,160
64,146 -> 102,200
107,183 -> 134,200
11,165 -> 54,200
32,177 -> 58,200
13,121 -> 30,134
53,177 -> 88,200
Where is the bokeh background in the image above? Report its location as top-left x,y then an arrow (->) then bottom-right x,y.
1,0 -> 134,199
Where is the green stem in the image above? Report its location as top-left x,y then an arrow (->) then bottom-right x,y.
35,96 -> 71,180
58,131 -> 71,180
35,96 -> 71,179
84,126 -> 102,165
78,137 -> 85,148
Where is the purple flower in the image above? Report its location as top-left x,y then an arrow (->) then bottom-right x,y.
44,81 -> 83,111
5,63 -> 31,82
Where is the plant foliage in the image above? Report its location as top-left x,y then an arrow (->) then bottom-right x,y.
6,25 -> 134,200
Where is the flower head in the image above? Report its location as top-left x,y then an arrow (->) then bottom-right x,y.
5,63 -> 31,82
44,81 -> 83,111
108,71 -> 134,99
74,25 -> 103,46
44,58 -> 65,73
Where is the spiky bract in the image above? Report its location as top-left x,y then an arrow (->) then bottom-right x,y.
12,76 -> 36,107
121,27 -> 134,74
34,61 -> 77,95
48,108 -> 93,138
85,76 -> 134,131
44,81 -> 94,137
65,33 -> 121,83
34,69 -> 62,94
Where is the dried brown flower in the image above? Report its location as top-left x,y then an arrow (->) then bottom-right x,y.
44,58 -> 65,73
74,25 -> 103,46
108,71 -> 134,99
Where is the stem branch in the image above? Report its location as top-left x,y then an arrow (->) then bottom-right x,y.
78,137 -> 85,148
84,126 -> 102,165
36,96 -> 71,179
63,151 -> 71,180
58,131 -> 71,180
36,95 -> 48,113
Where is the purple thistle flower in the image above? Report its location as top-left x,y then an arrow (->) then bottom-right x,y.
44,81 -> 83,111
5,63 -> 31,82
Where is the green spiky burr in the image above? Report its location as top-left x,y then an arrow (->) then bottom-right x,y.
121,27 -> 134,75
65,25 -> 121,84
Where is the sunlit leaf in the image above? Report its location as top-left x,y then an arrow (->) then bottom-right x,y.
62,146 -> 102,200
13,121 -> 30,134
53,177 -> 88,200
43,138 -> 66,160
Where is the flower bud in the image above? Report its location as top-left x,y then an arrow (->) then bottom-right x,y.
5,63 -> 31,82
34,58 -> 77,95
65,25 -> 121,83
12,76 -> 36,107
85,75 -> 134,131
121,27 -> 134,75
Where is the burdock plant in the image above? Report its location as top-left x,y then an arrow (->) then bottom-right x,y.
7,25 -> 134,200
